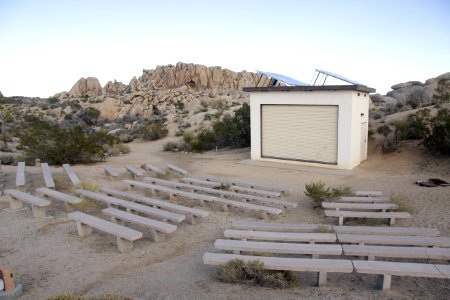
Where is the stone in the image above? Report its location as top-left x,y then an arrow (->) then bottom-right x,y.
103,80 -> 127,94
69,77 -> 103,97
0,90 -> 3,97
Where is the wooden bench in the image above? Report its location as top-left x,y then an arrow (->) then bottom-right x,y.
125,165 -> 145,179
325,210 -> 411,225
123,180 -> 282,219
100,187 -> 209,224
4,189 -> 50,219
224,229 -> 337,243
62,164 -> 81,186
166,163 -> 187,175
342,244 -> 450,261
203,253 -> 353,286
40,163 -> 55,188
67,211 -> 142,253
354,191 -> 383,196
36,187 -> 82,204
333,225 -> 440,236
322,202 -> 398,212
231,221 -> 333,233
214,239 -> 342,258
337,234 -> 450,247
336,196 -> 390,203
143,177 -> 297,209
352,260 -> 450,290
104,166 -> 119,179
204,175 -> 287,194
102,207 -> 176,242
16,162 -> 26,189
142,163 -> 165,175
182,177 -> 281,198
75,189 -> 185,223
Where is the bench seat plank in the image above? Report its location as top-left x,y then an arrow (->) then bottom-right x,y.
322,202 -> 398,211
102,207 -> 176,234
126,165 -> 145,177
104,166 -> 119,177
352,260 -> 446,278
16,162 -> 26,187
354,191 -> 383,197
75,189 -> 185,223
166,163 -> 187,175
4,189 -> 51,207
100,187 -> 209,218
215,239 -> 343,256
435,265 -> 450,279
144,177 -> 296,208
143,163 -> 165,175
231,221 -> 332,233
325,210 -> 411,225
204,176 -> 286,194
342,245 -> 450,260
337,234 -> 450,247
333,225 -> 440,236
123,180 -> 282,216
36,187 -> 82,204
336,196 -> 390,203
182,177 -> 281,198
224,229 -> 337,243
41,163 -> 55,188
203,253 -> 353,273
62,164 -> 81,186
68,211 -> 142,241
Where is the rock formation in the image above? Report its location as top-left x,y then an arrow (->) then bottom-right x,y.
69,77 -> 103,97
0,90 -> 3,97
371,72 -> 450,107
103,80 -> 127,94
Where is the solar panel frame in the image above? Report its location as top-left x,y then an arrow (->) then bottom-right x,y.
257,70 -> 308,86
315,69 -> 362,85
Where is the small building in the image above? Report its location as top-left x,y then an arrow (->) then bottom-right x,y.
243,70 -> 375,170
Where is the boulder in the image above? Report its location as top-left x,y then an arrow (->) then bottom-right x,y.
69,77 -> 103,97
103,80 -> 127,94
0,90 -> 3,97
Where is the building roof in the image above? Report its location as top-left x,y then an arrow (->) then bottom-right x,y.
243,85 -> 376,93
257,70 -> 308,86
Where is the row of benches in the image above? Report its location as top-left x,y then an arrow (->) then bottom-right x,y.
104,163 -> 188,179
205,222 -> 450,290
15,162 -> 81,189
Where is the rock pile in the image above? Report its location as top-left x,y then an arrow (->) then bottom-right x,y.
69,77 -> 103,97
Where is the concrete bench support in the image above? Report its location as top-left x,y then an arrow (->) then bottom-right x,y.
4,189 -> 51,219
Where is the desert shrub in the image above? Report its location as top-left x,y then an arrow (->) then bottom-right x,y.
203,113 -> 212,121
18,117 -> 117,165
215,259 -> 297,289
396,102 -> 404,109
368,128 -> 375,141
163,141 -> 178,152
116,143 -> 130,154
79,107 -> 100,125
210,98 -> 228,111
304,181 -> 331,205
377,124 -> 392,137
175,129 -> 184,137
174,100 -> 185,110
390,194 -> 415,214
423,108 -> 450,155
0,154 -> 15,165
305,181 -> 352,205
372,112 -> 382,120
432,78 -> 450,106
213,183 -> 230,190
405,109 -> 431,139
141,120 -> 168,141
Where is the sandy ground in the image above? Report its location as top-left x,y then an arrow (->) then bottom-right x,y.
1,139 -> 449,300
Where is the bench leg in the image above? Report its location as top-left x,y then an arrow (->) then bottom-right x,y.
127,184 -> 133,191
9,198 -> 23,210
259,211 -> 268,220
170,194 -> 177,201
186,214 -> 197,225
117,237 -> 133,253
367,255 -> 375,261
150,230 -> 165,242
376,274 -> 391,290
317,272 -> 327,286
222,204 -> 229,212
389,218 -> 396,226
110,216 -> 124,226
76,222 -> 93,237
338,216 -> 344,226
31,206 -> 47,219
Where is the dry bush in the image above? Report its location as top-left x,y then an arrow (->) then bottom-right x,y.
215,259 -> 297,289
390,194 -> 415,214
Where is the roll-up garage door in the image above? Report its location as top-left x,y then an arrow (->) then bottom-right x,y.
261,105 -> 338,164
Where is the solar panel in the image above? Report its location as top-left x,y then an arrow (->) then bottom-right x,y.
314,69 -> 362,85
257,70 -> 308,86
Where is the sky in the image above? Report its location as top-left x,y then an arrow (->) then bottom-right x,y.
0,0 -> 449,97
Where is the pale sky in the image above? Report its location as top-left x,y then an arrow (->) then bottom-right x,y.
1,0 -> 449,97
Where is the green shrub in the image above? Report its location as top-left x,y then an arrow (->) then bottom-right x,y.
305,182 -> 352,205
163,141 -> 178,152
215,259 -> 297,289
432,78 -> 450,106
141,120 -> 168,141
79,107 -> 100,125
423,108 -> 450,155
405,109 -> 431,140
18,117 -> 117,165
377,124 -> 392,137
0,154 -> 15,165
174,100 -> 185,110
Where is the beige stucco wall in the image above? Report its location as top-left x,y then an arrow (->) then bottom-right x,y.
250,89 -> 369,170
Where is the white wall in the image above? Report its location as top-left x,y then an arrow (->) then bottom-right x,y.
250,89 -> 369,170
